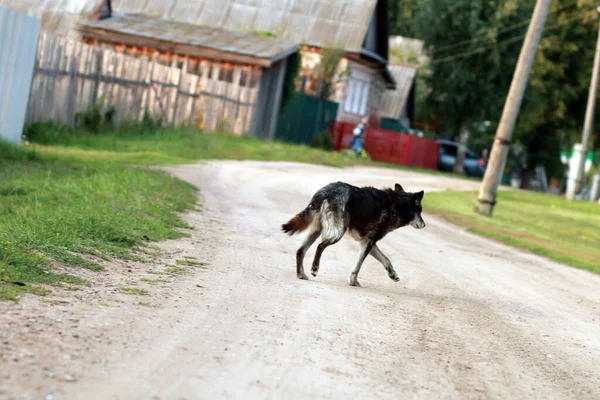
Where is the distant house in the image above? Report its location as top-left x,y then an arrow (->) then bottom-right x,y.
0,0 -> 396,136
78,10 -> 300,138
104,0 -> 396,125
380,36 -> 425,132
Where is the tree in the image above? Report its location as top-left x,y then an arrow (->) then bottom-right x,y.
414,0 -> 526,173
389,0 -> 418,37
514,0 -> 600,186
312,46 -> 345,131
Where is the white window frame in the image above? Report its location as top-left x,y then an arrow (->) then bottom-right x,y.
343,70 -> 371,116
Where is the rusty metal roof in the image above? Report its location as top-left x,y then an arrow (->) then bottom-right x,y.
115,0 -> 378,53
381,64 -> 417,120
80,13 -> 301,67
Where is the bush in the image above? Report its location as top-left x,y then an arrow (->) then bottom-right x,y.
23,121 -> 73,144
76,102 -> 103,132
0,139 -> 40,162
311,130 -> 334,151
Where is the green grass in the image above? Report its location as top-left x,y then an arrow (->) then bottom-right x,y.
26,128 -> 474,180
164,267 -> 187,275
140,277 -> 170,284
0,140 -> 196,301
425,190 -> 600,273
176,258 -> 208,267
119,287 -> 149,296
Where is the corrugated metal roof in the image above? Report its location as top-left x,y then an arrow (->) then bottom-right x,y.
381,64 -> 417,120
80,14 -> 300,66
115,0 -> 378,53
0,0 -> 102,36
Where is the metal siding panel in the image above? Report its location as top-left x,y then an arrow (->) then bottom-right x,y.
380,65 -> 417,119
0,6 -> 41,145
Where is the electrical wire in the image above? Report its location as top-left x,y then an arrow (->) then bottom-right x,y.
431,0 -> 581,54
430,6 -> 597,65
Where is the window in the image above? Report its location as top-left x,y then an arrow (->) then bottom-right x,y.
343,70 -> 371,115
441,144 -> 458,156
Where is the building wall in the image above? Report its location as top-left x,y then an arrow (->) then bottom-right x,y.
336,60 -> 386,125
0,7 -> 41,145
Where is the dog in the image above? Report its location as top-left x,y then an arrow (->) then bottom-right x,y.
282,182 -> 425,287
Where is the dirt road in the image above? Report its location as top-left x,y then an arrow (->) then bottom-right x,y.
2,161 -> 599,399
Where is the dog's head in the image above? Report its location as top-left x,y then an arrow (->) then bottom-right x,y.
394,183 -> 426,229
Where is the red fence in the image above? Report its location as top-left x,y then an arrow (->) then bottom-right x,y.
330,121 -> 440,170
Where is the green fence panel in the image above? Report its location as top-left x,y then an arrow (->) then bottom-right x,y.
276,93 -> 339,145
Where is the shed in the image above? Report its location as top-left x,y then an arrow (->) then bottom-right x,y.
112,0 -> 396,125
79,12 -> 300,138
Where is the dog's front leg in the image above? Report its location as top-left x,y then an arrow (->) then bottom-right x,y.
349,240 -> 373,287
370,244 -> 400,282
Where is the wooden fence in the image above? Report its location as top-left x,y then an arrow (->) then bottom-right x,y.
26,33 -> 262,134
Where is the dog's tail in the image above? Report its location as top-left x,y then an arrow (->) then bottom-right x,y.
282,205 -> 316,236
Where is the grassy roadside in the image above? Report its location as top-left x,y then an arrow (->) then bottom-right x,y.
26,126 -> 479,181
4,124 -> 470,301
0,141 -> 196,301
424,190 -> 600,274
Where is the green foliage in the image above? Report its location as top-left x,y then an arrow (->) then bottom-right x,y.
411,0 -> 600,180
312,46 -> 345,132
312,45 -> 345,100
415,0 -> 521,131
515,0 -> 599,178
311,130 -> 334,151
389,0 -> 418,37
389,45 -> 420,65
76,102 -> 103,132
23,121 -> 73,144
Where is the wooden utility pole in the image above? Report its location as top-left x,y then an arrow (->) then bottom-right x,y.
566,8 -> 600,201
476,0 -> 553,216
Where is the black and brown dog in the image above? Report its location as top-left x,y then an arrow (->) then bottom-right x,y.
282,182 -> 426,287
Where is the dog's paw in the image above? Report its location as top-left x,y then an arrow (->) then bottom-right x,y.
310,266 -> 319,277
297,273 -> 309,280
348,279 -> 361,287
389,272 -> 400,282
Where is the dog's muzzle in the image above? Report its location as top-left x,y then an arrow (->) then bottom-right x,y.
410,214 -> 426,229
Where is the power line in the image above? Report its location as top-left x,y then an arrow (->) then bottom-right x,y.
430,7 -> 596,65
431,0 -> 580,54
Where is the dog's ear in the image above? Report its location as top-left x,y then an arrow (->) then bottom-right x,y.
412,190 -> 424,202
394,183 -> 404,193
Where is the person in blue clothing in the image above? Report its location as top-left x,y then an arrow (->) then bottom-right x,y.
351,116 -> 368,158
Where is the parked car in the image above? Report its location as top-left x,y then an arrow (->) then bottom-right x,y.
436,140 -> 486,177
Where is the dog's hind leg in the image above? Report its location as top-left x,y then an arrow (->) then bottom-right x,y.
310,212 -> 348,277
310,232 -> 345,277
370,244 -> 400,282
349,239 -> 374,287
296,230 -> 320,280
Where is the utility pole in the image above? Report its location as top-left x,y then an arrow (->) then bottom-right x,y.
566,7 -> 600,201
476,0 -> 553,216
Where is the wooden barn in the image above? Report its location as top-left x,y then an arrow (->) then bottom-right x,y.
103,0 -> 395,125
78,11 -> 300,138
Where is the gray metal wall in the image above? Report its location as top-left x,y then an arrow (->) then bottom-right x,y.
0,6 -> 41,145
251,59 -> 287,140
